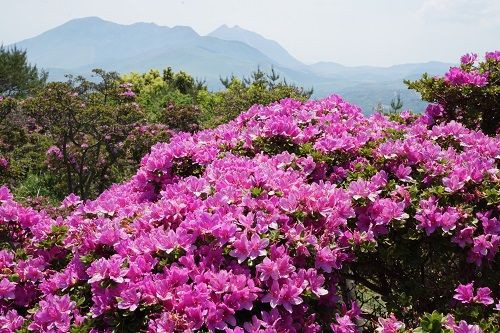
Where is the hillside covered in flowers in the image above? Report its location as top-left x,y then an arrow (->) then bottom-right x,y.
0,53 -> 499,332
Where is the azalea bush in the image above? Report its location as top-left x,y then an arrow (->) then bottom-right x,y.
0,77 -> 498,333
202,68 -> 313,128
160,103 -> 201,133
406,51 -> 500,135
22,70 -> 147,199
0,96 -> 57,202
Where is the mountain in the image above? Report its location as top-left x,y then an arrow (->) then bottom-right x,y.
308,61 -> 453,111
208,24 -> 307,71
14,17 -> 199,69
309,61 -> 451,82
13,17 -> 315,88
11,17 -> 454,113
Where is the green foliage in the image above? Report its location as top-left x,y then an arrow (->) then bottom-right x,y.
416,311 -> 448,333
0,97 -> 60,202
0,45 -> 47,97
171,157 -> 205,178
23,69 -> 145,199
161,103 -> 201,132
208,68 -> 312,127
38,225 -> 69,249
121,68 -> 205,123
123,67 -> 312,129
390,93 -> 404,113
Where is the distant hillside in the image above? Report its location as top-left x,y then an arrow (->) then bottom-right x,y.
208,24 -> 307,71
11,17 -> 454,113
309,61 -> 453,112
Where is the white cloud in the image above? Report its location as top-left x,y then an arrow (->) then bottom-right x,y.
417,0 -> 500,25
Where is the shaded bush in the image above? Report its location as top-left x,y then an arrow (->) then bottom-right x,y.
162,102 -> 201,133
22,70 -> 145,199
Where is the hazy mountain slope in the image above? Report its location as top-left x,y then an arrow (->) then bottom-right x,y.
208,24 -> 307,71
14,17 -> 199,69
309,61 -> 452,82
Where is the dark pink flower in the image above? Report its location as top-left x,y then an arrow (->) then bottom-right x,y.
0,278 -> 16,299
474,287 -> 494,305
376,313 -> 405,333
460,53 -> 477,65
454,283 -> 474,303
229,233 -> 269,263
453,320 -> 482,333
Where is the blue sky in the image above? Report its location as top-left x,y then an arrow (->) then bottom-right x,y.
1,0 -> 498,66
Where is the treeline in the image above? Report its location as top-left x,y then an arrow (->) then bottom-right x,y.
0,46 -> 312,204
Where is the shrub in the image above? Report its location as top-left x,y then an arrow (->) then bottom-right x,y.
121,68 -> 206,123
0,90 -> 497,332
0,97 -> 58,201
204,68 -> 313,127
119,124 -> 172,181
22,69 -> 145,199
161,102 -> 201,133
123,67 -> 313,129
406,51 -> 500,135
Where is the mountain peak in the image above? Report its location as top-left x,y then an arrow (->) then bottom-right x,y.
208,25 -> 306,70
72,16 -> 105,22
62,16 -> 109,26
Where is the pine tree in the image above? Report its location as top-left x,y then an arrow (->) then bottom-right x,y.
390,93 -> 403,113
0,45 -> 47,97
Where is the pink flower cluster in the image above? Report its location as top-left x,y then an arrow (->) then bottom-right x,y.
119,82 -> 136,98
443,51 -> 500,87
485,50 -> 500,62
0,94 -> 498,332
444,67 -> 488,87
460,53 -> 478,65
453,283 -> 494,306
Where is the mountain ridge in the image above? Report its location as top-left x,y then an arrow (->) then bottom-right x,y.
11,17 -> 454,112
208,24 -> 308,71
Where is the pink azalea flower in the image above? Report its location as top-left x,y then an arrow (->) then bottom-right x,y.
0,278 -> 16,299
28,294 -> 76,332
0,310 -> 24,332
315,247 -> 341,273
485,50 -> 500,62
460,53 -> 478,65
453,320 -> 482,333
376,313 -> 405,333
454,283 -> 474,303
474,287 -> 494,305
229,233 -> 269,263
331,314 -> 356,333
262,280 -> 304,313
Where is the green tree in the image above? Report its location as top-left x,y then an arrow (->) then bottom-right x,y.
0,96 -> 57,203
0,45 -> 47,97
23,69 -> 145,199
202,67 -> 313,127
121,68 -> 206,123
390,93 -> 403,113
